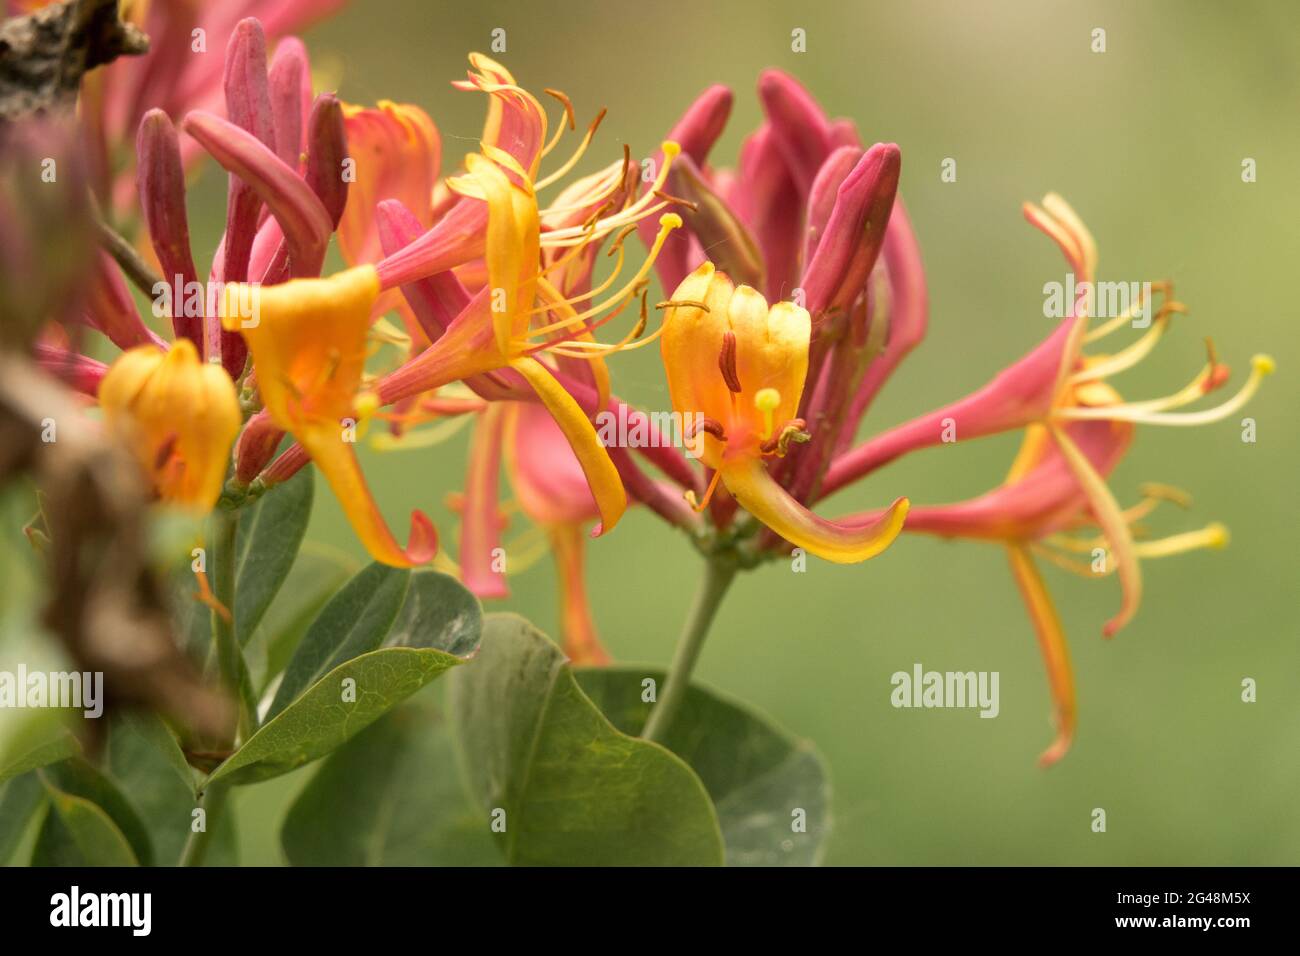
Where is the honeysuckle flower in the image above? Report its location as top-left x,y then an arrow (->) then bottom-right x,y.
34,342 -> 109,397
819,196 -> 1273,765
823,195 -> 1274,638
660,261 -> 908,563
114,14 -> 346,382
98,339 -> 241,511
338,101 -> 442,267
337,100 -> 442,340
19,15 -> 436,571
218,266 -> 437,568
632,71 -> 921,564
294,54 -> 697,538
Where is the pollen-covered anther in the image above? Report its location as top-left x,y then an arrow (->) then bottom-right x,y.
719,331 -> 742,393
685,416 -> 727,442
655,299 -> 710,311
760,419 -> 811,457
653,189 -> 699,212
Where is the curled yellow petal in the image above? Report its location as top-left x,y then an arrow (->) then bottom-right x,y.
509,356 -> 626,534
221,266 -> 436,567
720,456 -> 908,564
466,152 -> 537,355
1006,544 -> 1076,768
298,424 -> 437,568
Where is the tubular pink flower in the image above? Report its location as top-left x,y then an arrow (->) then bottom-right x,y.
802,145 -> 863,266
835,200 -> 929,450
183,110 -> 333,281
83,251 -> 167,351
800,142 -> 900,320
136,109 -> 202,347
734,124 -> 803,302
268,37 -> 310,170
757,70 -> 836,196
92,2 -> 344,217
34,343 -> 108,397
458,404 -> 509,599
822,314 -> 1076,496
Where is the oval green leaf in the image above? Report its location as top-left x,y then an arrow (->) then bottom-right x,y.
280,693 -> 500,866
34,768 -> 141,866
207,570 -> 481,788
450,615 -> 725,866
576,667 -> 832,866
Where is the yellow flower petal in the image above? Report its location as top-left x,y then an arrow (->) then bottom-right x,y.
720,456 -> 908,564
298,424 -> 437,568
510,356 -> 625,534
1006,544 -> 1076,768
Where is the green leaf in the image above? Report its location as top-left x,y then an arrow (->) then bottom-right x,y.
266,562 -> 410,719
105,713 -> 197,864
207,570 -> 481,788
0,773 -> 44,864
33,758 -> 154,866
233,469 -> 314,646
450,615 -> 725,866
108,712 -> 194,795
0,720 -> 80,786
34,768 -> 141,866
281,691 -> 499,866
576,667 -> 831,866
249,547 -> 357,693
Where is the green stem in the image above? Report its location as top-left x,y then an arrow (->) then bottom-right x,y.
210,508 -> 255,743
642,554 -> 737,744
178,781 -> 228,867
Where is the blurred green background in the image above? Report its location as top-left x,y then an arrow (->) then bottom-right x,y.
19,0 -> 1300,865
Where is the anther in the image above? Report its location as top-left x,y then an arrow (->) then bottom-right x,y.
760,418 -> 810,457
543,89 -> 577,130
719,331 -> 742,393
653,189 -> 700,212
686,416 -> 727,441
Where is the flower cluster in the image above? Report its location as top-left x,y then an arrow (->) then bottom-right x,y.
19,14 -> 1273,763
